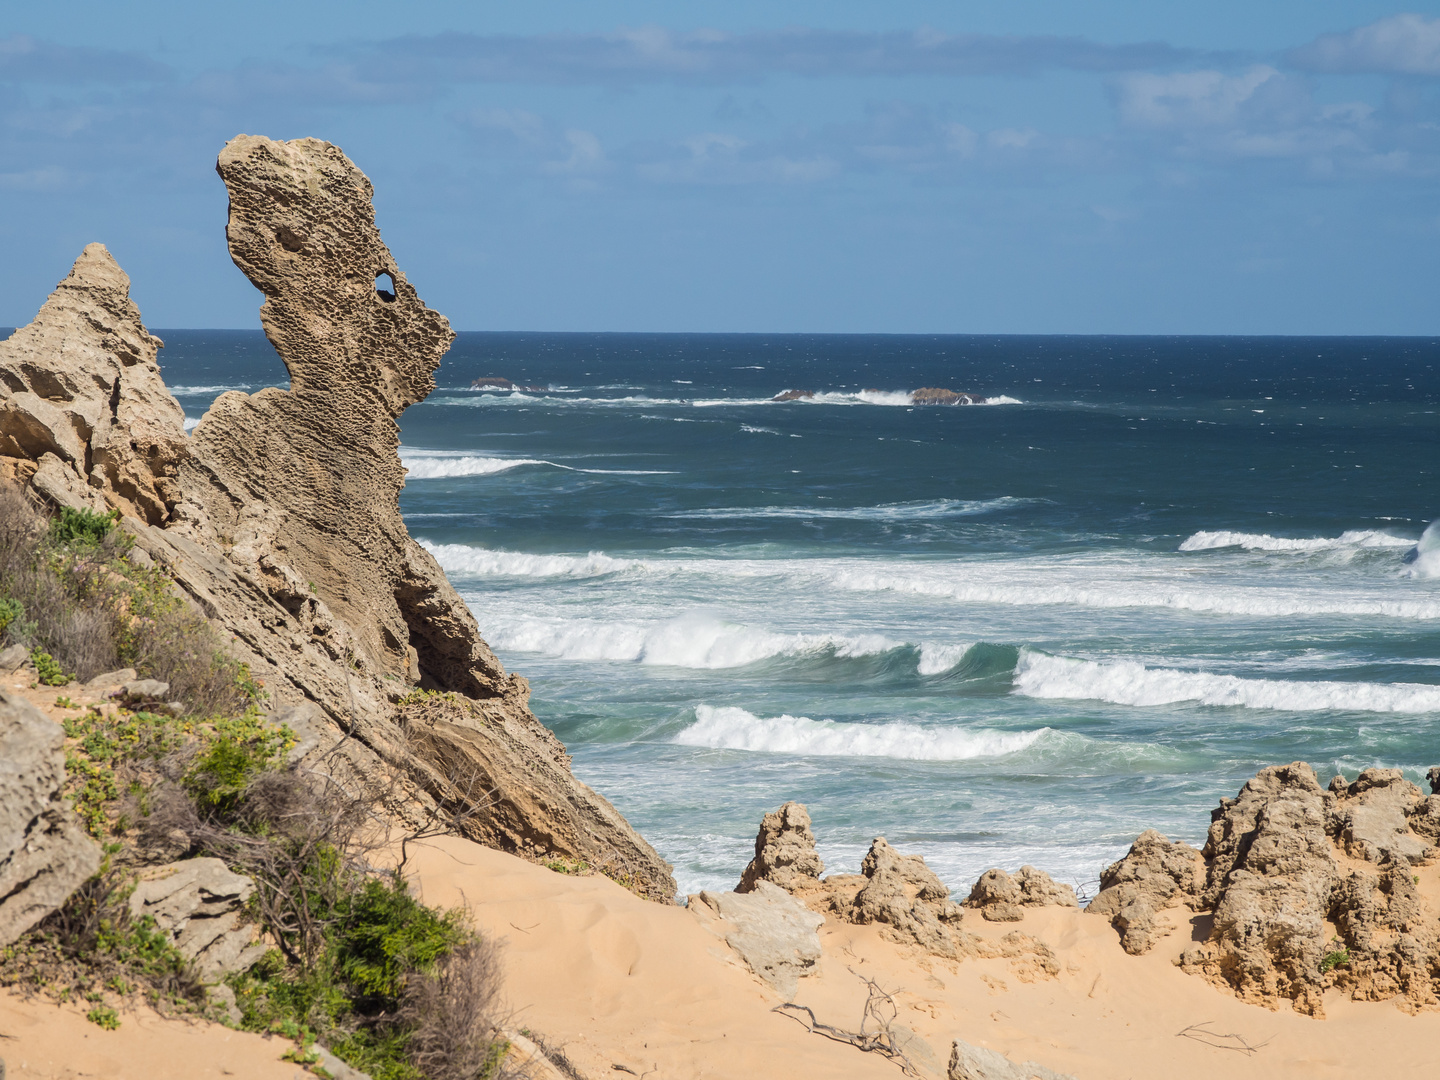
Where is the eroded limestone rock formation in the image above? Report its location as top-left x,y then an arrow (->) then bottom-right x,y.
1095,762 -> 1440,1017
0,135 -> 676,902
128,858 -> 267,981
0,690 -> 101,945
737,800 -> 825,894
687,881 -> 825,999
965,866 -> 1078,923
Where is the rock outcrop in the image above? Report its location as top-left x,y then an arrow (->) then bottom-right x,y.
0,135 -> 676,902
965,866 -> 1078,923
128,858 -> 267,981
0,690 -> 102,945
849,837 -> 967,956
1094,763 -> 1440,1017
688,881 -> 824,998
0,244 -> 187,524
1087,830 -> 1204,955
771,389 -> 814,401
737,801 -> 825,894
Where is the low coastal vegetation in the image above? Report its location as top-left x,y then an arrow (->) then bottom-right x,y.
0,483 -> 520,1080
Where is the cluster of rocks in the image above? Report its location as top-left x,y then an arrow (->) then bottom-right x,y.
769,387 -> 988,404
1090,761 -> 1440,1017
0,135 -> 674,901
469,377 -> 545,392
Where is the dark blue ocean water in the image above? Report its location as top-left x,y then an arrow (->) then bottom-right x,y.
157,331 -> 1440,896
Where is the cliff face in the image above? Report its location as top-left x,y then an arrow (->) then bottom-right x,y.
0,135 -> 676,902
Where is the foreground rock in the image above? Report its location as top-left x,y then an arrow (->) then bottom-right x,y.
1094,762 -> 1440,1016
689,882 -> 824,998
128,858 -> 267,981
0,136 -> 675,902
0,690 -> 101,944
949,1039 -> 1076,1080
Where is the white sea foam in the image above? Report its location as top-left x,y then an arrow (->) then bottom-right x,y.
183,417 -> 200,432
666,498 -> 1026,522
673,704 -> 1045,760
433,390 -> 1022,409
421,541 -> 635,579
401,450 -> 675,478
1014,650 -> 1440,713
1180,530 -> 1413,553
1406,520 -> 1440,580
167,383 -> 256,395
403,454 -> 557,478
917,642 -> 975,676
486,612 -> 899,670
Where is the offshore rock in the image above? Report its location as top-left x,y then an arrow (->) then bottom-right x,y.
771,389 -> 815,401
689,881 -> 824,999
911,388 -> 986,405
965,866 -> 1078,923
1087,830 -> 1203,955
1,135 -> 676,903
737,801 -> 825,894
0,244 -> 187,523
0,690 -> 102,946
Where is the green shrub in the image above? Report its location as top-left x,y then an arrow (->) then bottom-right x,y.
86,1005 -> 120,1030
0,596 -> 23,639
31,648 -> 73,686
52,505 -> 121,546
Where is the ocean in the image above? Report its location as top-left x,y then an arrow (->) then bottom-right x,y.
158,330 -> 1440,899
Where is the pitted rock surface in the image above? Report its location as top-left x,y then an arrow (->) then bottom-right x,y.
0,690 -> 102,945
1086,829 -> 1203,955
965,866 -> 1078,923
737,801 -> 825,894
0,244 -> 187,523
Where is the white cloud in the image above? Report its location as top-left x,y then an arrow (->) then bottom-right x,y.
547,129 -> 606,174
1290,14 -> 1440,76
1117,66 -> 1281,128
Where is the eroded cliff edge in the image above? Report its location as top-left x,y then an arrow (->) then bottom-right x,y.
0,135 -> 676,902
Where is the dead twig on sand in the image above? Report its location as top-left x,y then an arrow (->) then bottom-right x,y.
773,969 -> 919,1076
1176,1021 -> 1272,1055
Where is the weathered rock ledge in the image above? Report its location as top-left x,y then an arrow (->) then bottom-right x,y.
0,134 -> 674,901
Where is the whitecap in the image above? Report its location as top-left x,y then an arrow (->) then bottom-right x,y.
666,497 -> 1026,522
672,704 -> 1045,760
1013,649 -> 1440,713
1180,529 -> 1413,553
402,454 -> 559,479
917,642 -> 975,676
420,541 -> 635,579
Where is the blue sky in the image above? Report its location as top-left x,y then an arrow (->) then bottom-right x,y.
3,2 -> 1440,333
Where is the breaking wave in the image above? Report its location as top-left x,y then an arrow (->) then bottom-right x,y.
1406,520 -> 1440,580
401,450 -> 674,478
1014,650 -> 1440,713
672,704 -> 1045,760
484,613 -> 900,670
664,497 -> 1028,522
1180,530 -> 1413,553
420,541 -> 635,579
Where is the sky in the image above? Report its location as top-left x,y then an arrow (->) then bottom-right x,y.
3,2 -> 1440,333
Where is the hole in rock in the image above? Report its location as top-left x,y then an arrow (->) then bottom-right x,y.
275,226 -> 304,252
375,272 -> 397,303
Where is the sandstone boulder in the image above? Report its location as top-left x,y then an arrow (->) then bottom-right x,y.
1086,830 -> 1203,954
690,881 -> 824,998
966,866 -> 1078,922
849,837 -> 966,956
0,690 -> 102,945
737,801 -> 825,894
